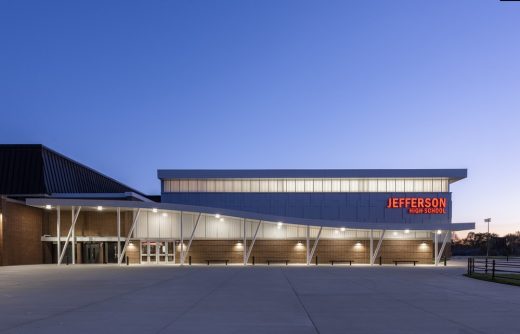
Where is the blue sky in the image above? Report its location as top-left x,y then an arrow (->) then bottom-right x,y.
1,1 -> 519,235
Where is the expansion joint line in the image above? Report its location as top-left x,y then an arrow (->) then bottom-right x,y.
281,270 -> 320,334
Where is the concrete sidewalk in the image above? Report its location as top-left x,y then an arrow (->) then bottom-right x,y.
0,260 -> 518,333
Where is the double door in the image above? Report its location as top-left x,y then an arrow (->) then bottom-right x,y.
83,242 -> 100,263
141,241 -> 175,264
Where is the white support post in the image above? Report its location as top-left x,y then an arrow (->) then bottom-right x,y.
117,207 -> 121,265
181,213 -> 201,265
118,209 -> 141,264
71,206 -> 76,264
180,212 -> 184,266
370,229 -> 374,266
243,219 -> 247,265
56,206 -> 61,265
58,206 -> 81,265
245,220 -> 261,264
434,230 -> 438,266
173,240 -> 176,264
371,230 -> 386,265
306,226 -> 310,265
436,231 -> 450,265
308,226 -> 322,265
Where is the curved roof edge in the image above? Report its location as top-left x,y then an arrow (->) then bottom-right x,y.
157,169 -> 468,183
26,198 -> 474,231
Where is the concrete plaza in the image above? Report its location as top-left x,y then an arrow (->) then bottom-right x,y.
0,260 -> 518,333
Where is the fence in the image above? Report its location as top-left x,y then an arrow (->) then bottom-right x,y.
467,257 -> 520,281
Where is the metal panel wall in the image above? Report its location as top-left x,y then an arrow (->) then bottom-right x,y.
161,192 -> 452,226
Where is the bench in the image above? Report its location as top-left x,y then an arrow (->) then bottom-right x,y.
393,260 -> 418,266
206,259 -> 229,265
267,259 -> 289,266
329,260 -> 354,266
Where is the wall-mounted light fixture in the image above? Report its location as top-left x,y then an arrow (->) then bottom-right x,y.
215,214 -> 221,219
45,205 -> 52,210
152,208 -> 158,213
162,212 -> 168,217
355,241 -> 362,246
277,222 -> 283,229
340,227 -> 346,232
97,206 -> 103,211
437,230 -> 442,235
404,229 -> 410,234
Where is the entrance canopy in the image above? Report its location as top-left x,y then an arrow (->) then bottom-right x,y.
26,198 -> 474,232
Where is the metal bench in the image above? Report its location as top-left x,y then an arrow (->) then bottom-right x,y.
267,259 -> 289,266
329,260 -> 354,266
206,259 -> 229,265
393,260 -> 418,266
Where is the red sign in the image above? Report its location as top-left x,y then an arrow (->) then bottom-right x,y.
386,197 -> 447,214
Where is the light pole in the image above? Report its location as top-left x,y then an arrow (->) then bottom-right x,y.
484,218 -> 491,257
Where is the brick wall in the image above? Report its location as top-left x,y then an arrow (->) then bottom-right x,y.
0,202 -> 3,264
250,240 -> 307,264
314,240 -> 370,264
44,209 -> 134,237
126,240 -> 141,264
175,239 -> 434,265
181,240 -> 245,264
0,198 -> 44,265
380,240 -> 433,264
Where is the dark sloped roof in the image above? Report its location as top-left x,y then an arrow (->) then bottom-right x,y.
0,144 -> 143,196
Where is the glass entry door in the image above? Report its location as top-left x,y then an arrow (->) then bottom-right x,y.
140,241 -> 175,264
158,242 -> 166,263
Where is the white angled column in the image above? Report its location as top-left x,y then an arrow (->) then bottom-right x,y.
370,229 -> 374,266
434,230 -> 438,266
56,206 -> 61,265
117,207 -> 121,265
306,226 -> 310,265
180,212 -> 184,265
71,206 -> 76,264
243,219 -> 247,265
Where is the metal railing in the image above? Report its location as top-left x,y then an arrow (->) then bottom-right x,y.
467,257 -> 520,281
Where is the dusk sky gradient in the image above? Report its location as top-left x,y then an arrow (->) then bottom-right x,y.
1,1 -> 519,236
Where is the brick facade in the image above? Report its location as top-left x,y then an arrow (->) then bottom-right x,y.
0,198 -> 44,265
126,240 -> 141,264
172,239 -> 435,265
44,209 -> 134,237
